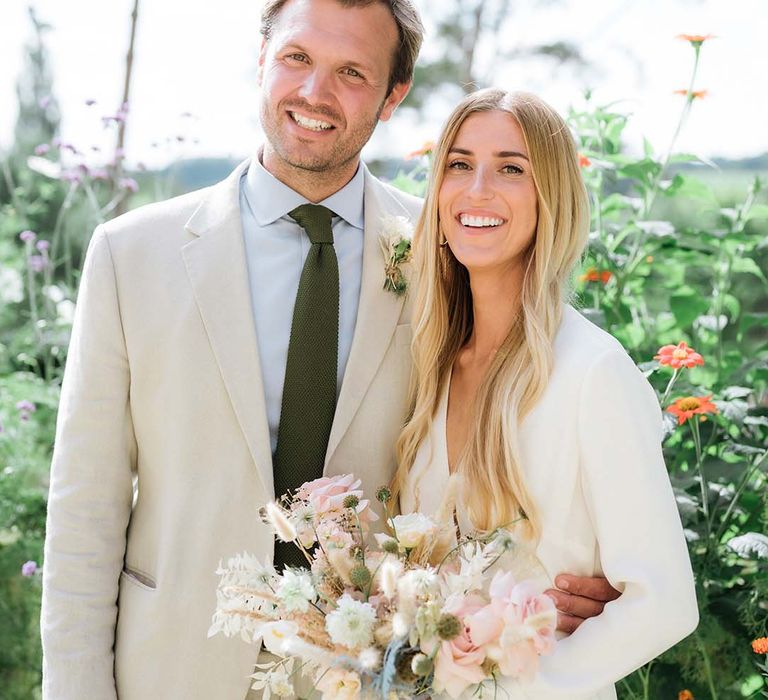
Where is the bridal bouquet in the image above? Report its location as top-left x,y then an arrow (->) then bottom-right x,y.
208,474 -> 556,699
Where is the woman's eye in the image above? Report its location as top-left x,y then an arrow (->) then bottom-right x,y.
502,164 -> 524,174
447,160 -> 470,170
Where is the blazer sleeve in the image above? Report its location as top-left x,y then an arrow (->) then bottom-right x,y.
505,347 -> 699,698
41,226 -> 136,700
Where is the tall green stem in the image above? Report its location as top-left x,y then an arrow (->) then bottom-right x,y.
695,631 -> 718,700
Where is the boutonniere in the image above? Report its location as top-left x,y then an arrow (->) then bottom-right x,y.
378,214 -> 414,297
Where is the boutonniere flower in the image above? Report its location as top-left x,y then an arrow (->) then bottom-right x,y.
378,214 -> 413,297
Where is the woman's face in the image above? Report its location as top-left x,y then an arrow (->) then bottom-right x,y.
438,110 -> 538,275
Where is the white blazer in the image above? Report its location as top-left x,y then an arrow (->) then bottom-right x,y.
41,161 -> 422,700
401,305 -> 699,699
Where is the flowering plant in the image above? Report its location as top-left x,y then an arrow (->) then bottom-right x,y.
208,474 -> 556,699
379,215 -> 413,297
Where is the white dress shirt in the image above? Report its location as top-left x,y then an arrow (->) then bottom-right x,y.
239,155 -> 365,453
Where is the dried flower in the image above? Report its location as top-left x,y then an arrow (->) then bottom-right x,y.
436,613 -> 462,640
667,395 -> 718,425
752,637 -> 768,654
265,502 -> 297,543
376,486 -> 392,503
654,341 -> 704,369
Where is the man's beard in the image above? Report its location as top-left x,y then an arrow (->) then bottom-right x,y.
260,98 -> 384,174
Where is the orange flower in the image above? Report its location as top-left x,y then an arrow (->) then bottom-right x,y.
679,691 -> 695,700
667,395 -> 718,425
406,141 -> 435,159
753,637 -> 768,654
654,341 -> 704,369
673,89 -> 709,100
579,267 -> 612,284
677,33 -> 716,46
578,154 -> 592,167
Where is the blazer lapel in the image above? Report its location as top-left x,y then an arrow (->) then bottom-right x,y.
181,160 -> 274,496
325,168 -> 413,465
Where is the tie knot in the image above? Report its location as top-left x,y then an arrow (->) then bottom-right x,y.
290,204 -> 335,245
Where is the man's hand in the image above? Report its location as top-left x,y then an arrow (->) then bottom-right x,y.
545,574 -> 621,634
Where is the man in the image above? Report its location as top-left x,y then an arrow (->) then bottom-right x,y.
41,1 -> 617,698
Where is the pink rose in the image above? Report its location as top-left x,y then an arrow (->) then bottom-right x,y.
468,571 -> 557,682
296,474 -> 377,524
432,594 -> 488,699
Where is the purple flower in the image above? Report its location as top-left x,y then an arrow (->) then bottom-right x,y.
21,561 -> 38,577
60,169 -> 82,184
36,239 -> 51,252
28,255 -> 47,273
119,177 -> 139,193
91,167 -> 109,181
35,143 -> 51,156
16,400 -> 37,421
19,230 -> 37,244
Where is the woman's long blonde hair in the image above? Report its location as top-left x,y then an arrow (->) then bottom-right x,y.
392,89 -> 590,539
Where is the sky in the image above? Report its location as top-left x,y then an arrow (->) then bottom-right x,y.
1,0 -> 766,170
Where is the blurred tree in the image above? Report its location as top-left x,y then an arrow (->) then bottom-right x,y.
405,0 -> 587,110
12,6 -> 60,160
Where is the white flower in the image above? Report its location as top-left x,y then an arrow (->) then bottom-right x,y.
260,620 -> 300,655
276,569 -> 316,612
325,593 -> 377,649
0,268 -> 24,304
265,502 -> 297,543
380,214 -> 414,245
391,512 -> 438,550
316,667 -> 362,700
268,668 -> 294,697
727,532 -> 768,560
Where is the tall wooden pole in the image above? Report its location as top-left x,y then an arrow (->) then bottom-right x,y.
114,0 -> 140,216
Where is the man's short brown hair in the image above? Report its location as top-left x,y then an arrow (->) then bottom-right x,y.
260,0 -> 424,94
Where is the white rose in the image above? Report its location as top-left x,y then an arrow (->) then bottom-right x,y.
391,512 -> 438,549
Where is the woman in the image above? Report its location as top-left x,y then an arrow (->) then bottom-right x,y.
392,89 -> 698,698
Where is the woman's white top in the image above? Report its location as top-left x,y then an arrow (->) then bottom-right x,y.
400,305 -> 699,699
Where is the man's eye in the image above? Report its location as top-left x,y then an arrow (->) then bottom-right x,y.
343,68 -> 364,79
286,53 -> 308,63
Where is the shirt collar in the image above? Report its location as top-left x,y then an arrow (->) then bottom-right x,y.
243,152 -> 365,229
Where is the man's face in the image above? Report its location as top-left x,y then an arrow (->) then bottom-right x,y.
258,0 -> 409,177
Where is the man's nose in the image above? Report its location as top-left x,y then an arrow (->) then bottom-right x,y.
297,68 -> 333,104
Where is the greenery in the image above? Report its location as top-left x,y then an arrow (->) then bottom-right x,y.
0,23 -> 766,700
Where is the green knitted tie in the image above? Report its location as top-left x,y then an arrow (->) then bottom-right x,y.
273,204 -> 339,570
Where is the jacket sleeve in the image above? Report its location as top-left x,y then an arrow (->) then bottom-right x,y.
41,225 -> 136,700
502,347 -> 699,698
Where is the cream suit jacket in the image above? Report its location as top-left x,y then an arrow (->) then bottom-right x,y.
41,160 -> 422,700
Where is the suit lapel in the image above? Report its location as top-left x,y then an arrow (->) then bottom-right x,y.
325,168 -> 413,466
181,160 -> 274,496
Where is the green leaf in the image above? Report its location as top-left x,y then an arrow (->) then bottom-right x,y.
732,257 -> 768,283
663,173 -> 718,204
670,288 -> 709,328
745,204 -> 768,221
